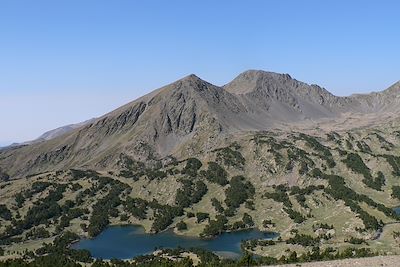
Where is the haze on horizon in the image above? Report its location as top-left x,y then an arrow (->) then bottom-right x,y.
1,0 -> 399,146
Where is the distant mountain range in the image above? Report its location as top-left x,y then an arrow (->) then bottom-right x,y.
2,118 -> 96,149
1,70 -> 399,177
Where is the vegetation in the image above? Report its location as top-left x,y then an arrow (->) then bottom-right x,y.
284,207 -> 306,223
216,146 -> 245,169
201,214 -> 228,237
392,186 -> 400,200
262,219 -> 276,228
0,245 -> 379,267
25,227 -> 51,240
146,169 -> 167,180
0,204 -> 12,221
175,179 -> 207,208
312,223 -> 333,230
346,237 -> 366,244
286,233 -> 319,246
2,130 -> 400,266
242,213 -> 254,227
176,221 -> 187,231
88,177 -> 129,237
299,133 -> 335,168
150,202 -> 183,233
181,158 -> 202,177
211,197 -> 224,213
125,197 -> 148,220
320,171 -> 396,230
290,185 -> 324,209
265,185 -> 292,208
286,147 -> 314,175
356,141 -> 372,153
196,212 -> 209,223
381,154 -> 400,176
36,231 -> 92,263
342,153 -> 385,190
200,162 -> 228,186
224,176 -> 255,212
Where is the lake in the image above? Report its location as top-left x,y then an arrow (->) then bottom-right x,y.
73,225 -> 278,260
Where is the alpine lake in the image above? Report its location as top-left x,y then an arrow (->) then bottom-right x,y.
73,225 -> 278,260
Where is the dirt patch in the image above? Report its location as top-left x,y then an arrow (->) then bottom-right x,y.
267,255 -> 400,267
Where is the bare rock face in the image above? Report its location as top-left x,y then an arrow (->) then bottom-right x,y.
0,70 -> 399,178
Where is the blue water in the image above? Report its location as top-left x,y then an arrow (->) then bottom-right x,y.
395,206 -> 400,215
73,225 -> 277,259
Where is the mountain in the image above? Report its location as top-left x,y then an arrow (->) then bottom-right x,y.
1,118 -> 96,150
0,70 -> 399,178
1,70 -> 400,263
36,118 -> 97,141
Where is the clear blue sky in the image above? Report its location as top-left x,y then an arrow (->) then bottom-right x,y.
1,0 -> 399,146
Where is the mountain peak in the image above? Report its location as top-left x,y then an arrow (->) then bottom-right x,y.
178,73 -> 204,83
224,70 -> 295,94
169,73 -> 209,89
237,69 -> 292,80
183,73 -> 200,79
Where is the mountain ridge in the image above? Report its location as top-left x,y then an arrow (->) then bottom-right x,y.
1,70 -> 399,178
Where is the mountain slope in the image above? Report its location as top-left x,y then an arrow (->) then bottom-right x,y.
0,70 -> 399,178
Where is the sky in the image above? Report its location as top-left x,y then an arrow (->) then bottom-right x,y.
0,0 -> 399,146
